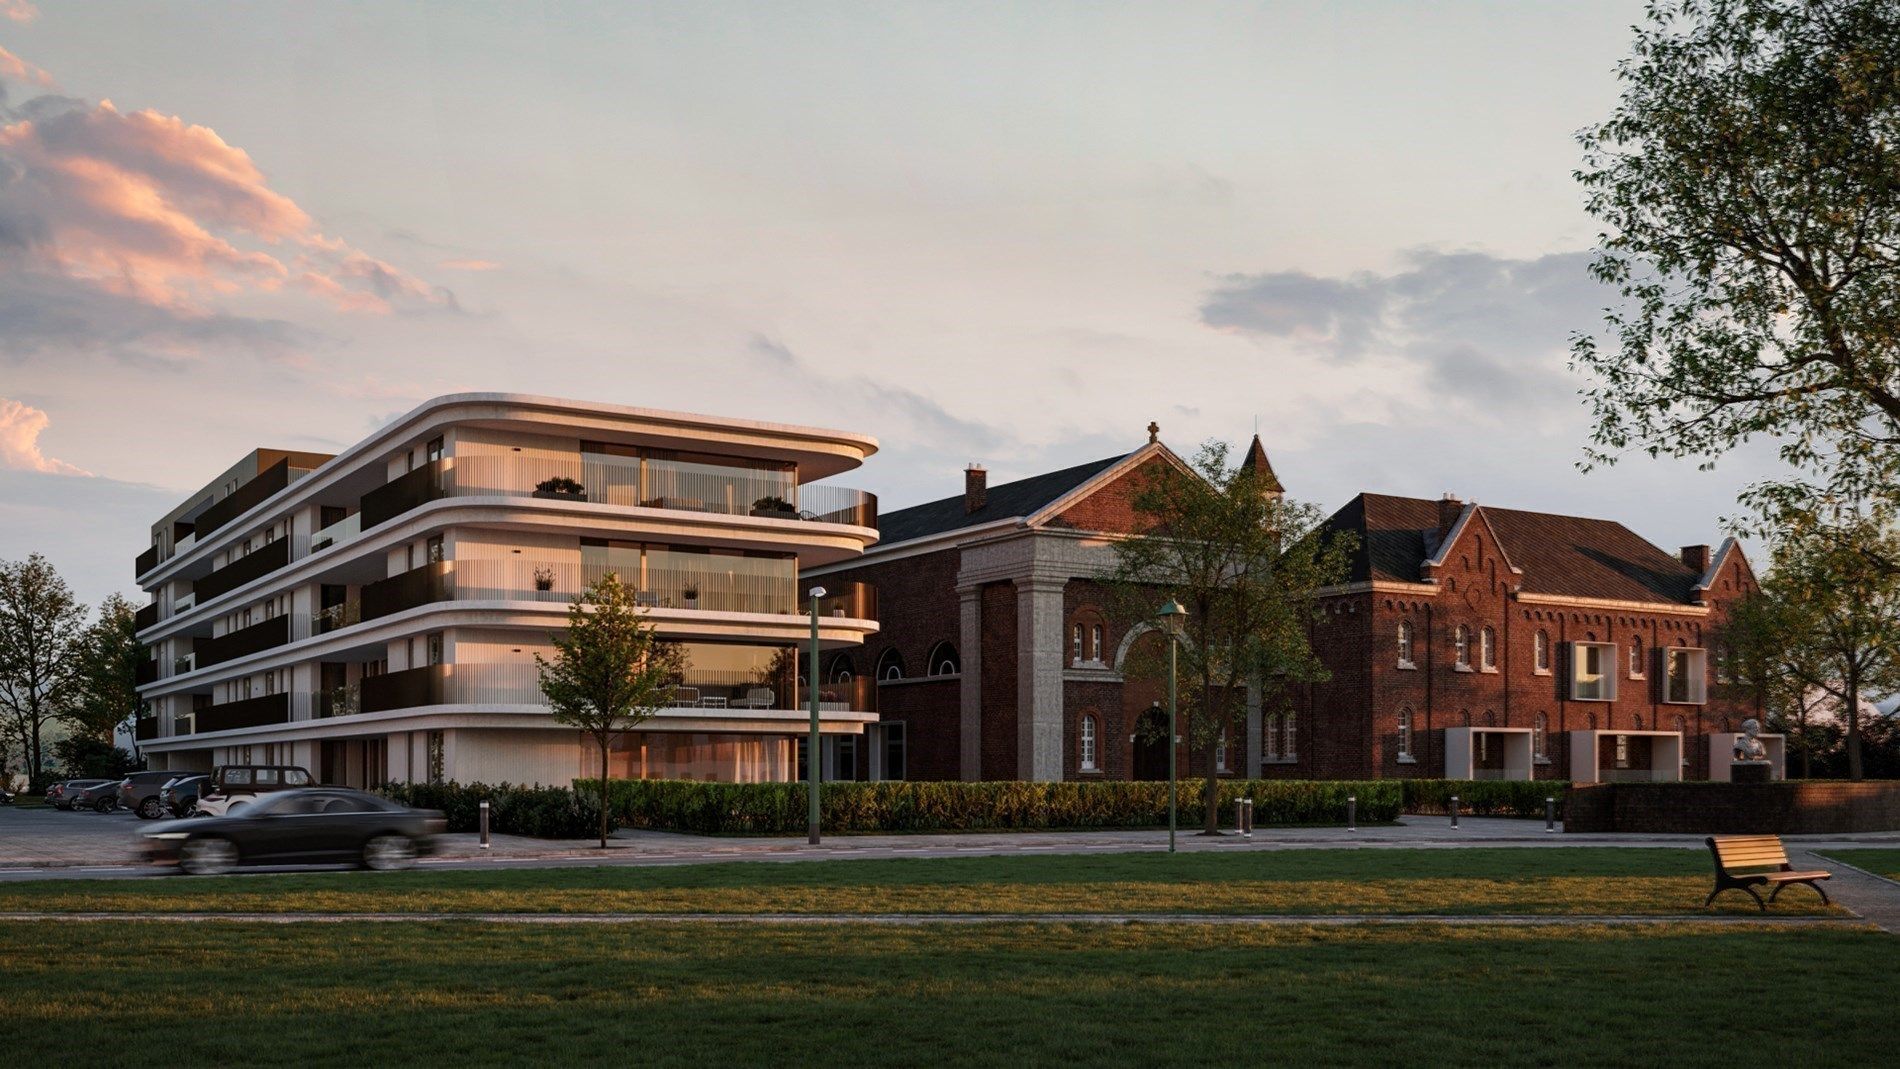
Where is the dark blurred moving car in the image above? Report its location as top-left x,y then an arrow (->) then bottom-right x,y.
161,774 -> 210,818
140,788 -> 446,875
69,780 -> 124,812
48,779 -> 110,810
195,765 -> 315,817
117,770 -> 185,819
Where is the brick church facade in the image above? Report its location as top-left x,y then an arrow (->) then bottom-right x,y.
808,431 -> 1762,783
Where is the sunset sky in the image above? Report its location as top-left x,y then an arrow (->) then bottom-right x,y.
1,1 -> 1785,606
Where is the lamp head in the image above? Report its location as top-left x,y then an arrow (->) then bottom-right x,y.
809,586 -> 828,600
1158,599 -> 1187,633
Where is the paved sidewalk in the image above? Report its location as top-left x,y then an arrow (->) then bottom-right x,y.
1798,849 -> 1900,933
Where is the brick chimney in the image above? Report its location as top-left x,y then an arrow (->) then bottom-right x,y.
1681,545 -> 1711,573
1437,493 -> 1465,539
965,464 -> 987,513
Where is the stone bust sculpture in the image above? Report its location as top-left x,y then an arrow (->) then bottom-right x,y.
1734,718 -> 1769,762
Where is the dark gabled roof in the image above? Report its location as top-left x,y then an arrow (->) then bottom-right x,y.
1321,492 -> 1703,605
1239,434 -> 1283,493
874,453 -> 1132,546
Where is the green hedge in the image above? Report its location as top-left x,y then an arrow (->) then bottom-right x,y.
379,781 -> 602,839
588,778 -> 1401,835
1401,779 -> 1569,819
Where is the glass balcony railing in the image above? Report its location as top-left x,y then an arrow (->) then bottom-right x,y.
310,512 -> 361,553
316,661 -> 874,715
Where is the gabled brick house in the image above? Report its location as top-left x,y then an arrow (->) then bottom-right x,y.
811,433 -> 1763,783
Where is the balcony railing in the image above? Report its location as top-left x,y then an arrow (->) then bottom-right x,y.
312,600 -> 362,635
195,692 -> 290,734
135,544 -> 160,579
360,460 -> 445,530
314,683 -> 361,719
309,511 -> 362,553
195,615 -> 291,669
361,561 -> 451,622
194,538 -> 290,603
812,582 -> 877,621
135,658 -> 159,686
196,458 -> 302,539
134,602 -> 159,632
134,716 -> 159,741
361,663 -> 447,714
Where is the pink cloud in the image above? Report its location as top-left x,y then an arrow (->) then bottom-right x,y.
0,398 -> 90,476
441,258 -> 502,271
0,56 -> 452,319
0,44 -> 53,87
0,1 -> 37,25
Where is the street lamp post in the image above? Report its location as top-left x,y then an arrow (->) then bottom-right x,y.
808,585 -> 825,846
1158,600 -> 1187,854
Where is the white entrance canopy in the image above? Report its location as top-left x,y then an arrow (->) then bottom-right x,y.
1443,727 -> 1534,781
1569,730 -> 1684,785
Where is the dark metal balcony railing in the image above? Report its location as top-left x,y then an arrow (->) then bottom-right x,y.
313,600 -> 362,635
194,692 -> 290,734
135,658 -> 159,686
361,663 -> 448,714
134,716 -> 159,741
361,561 -> 451,622
134,602 -> 159,632
193,538 -> 290,603
195,458 -> 296,539
135,544 -> 160,579
360,459 -> 445,530
194,615 -> 291,669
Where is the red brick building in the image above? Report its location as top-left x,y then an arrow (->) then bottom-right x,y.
809,433 -> 1762,783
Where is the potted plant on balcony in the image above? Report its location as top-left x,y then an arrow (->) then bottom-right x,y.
681,582 -> 699,610
533,475 -> 588,502
750,495 -> 798,519
533,566 -> 556,593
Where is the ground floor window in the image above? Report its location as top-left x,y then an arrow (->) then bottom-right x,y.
600,732 -> 795,783
883,722 -> 907,780
1079,714 -> 1098,771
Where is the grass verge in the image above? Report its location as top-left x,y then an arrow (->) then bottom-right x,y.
0,920 -> 1888,1065
0,847 -> 1841,916
1821,848 -> 1900,881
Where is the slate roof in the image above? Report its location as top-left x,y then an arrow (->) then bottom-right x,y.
1323,492 -> 1704,605
1239,434 -> 1284,493
874,453 -> 1132,546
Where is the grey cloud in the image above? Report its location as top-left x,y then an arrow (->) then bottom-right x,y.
0,265 -> 315,366
746,332 -> 1002,454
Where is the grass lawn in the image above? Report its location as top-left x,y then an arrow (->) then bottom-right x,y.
0,847 -> 1841,916
0,919 -> 1889,1065
1823,848 -> 1900,881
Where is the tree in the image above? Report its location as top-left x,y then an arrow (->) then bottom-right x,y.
535,572 -> 684,848
1573,0 -> 1900,519
1723,590 -> 1833,777
66,594 -> 145,744
1106,441 -> 1356,834
0,554 -> 88,790
1722,511 -> 1900,779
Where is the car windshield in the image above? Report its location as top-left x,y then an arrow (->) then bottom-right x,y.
284,769 -> 312,786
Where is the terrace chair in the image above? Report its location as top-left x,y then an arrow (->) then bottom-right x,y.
669,686 -> 700,708
733,687 -> 776,709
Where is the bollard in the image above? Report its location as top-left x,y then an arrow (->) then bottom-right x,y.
1545,796 -> 1557,834
480,799 -> 491,850
1449,794 -> 1460,830
1236,797 -> 1253,839
1347,794 -> 1357,832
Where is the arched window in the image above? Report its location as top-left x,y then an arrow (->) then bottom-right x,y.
1482,709 -> 1496,727
1264,714 -> 1279,760
1629,636 -> 1645,678
1397,620 -> 1415,667
926,641 -> 960,677
1067,608 -> 1107,665
1079,714 -> 1098,772
1534,630 -> 1550,673
828,655 -> 856,684
1072,623 -> 1085,664
1397,708 -> 1413,760
1092,624 -> 1104,663
1480,627 -> 1496,670
1632,713 -> 1645,730
1216,729 -> 1229,773
1284,712 -> 1297,760
1532,713 -> 1548,761
876,648 -> 906,682
1460,709 -> 1472,727
1454,626 -> 1471,669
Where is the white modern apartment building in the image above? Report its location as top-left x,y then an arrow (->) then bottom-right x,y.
132,394 -> 883,788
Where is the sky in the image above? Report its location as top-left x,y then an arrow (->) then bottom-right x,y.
0,0 -> 1791,609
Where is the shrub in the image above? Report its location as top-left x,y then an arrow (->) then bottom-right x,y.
379,781 -> 602,839
1402,779 -> 1568,819
589,778 -> 1401,835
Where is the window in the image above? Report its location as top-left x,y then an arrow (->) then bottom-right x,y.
427,534 -> 444,563
1664,647 -> 1708,704
1396,620 -> 1415,668
1453,626 -> 1471,669
1068,610 -> 1107,665
1570,642 -> 1617,701
1397,708 -> 1414,762
426,436 -> 444,464
1072,624 -> 1084,664
1534,630 -> 1550,674
927,641 -> 960,676
829,655 -> 855,684
876,648 -> 906,682
1215,729 -> 1229,773
1092,624 -> 1104,663
427,633 -> 444,666
1532,713 -> 1548,762
1480,627 -> 1497,671
1674,715 -> 1689,770
1079,715 -> 1098,772
1614,734 -> 1630,768
883,722 -> 907,780
1284,713 -> 1297,760
1629,636 -> 1645,679
1264,714 -> 1279,760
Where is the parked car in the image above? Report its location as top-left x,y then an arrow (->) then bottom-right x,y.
140,788 -> 446,875
47,779 -> 109,810
0,785 -> 12,805
194,765 -> 315,817
71,779 -> 127,812
117,770 -> 186,820
161,774 -> 210,818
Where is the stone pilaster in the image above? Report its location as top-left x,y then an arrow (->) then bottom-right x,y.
958,584 -> 983,781
1246,678 -> 1263,774
1015,576 -> 1067,781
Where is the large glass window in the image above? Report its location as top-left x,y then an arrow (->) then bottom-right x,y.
580,539 -> 795,614
1664,648 -> 1708,704
581,441 -> 796,516
1080,714 -> 1098,771
1397,709 -> 1413,761
1571,642 -> 1617,701
1397,620 -> 1414,668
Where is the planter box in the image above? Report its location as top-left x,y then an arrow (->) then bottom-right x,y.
532,490 -> 589,503
750,507 -> 799,520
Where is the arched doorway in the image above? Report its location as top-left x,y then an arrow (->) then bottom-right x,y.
1132,704 -> 1170,781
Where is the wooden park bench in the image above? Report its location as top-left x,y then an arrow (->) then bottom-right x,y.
1705,835 -> 1831,911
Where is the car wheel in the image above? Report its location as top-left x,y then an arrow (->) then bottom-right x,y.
362,835 -> 417,871
137,797 -> 164,820
94,798 -> 115,813
178,837 -> 239,876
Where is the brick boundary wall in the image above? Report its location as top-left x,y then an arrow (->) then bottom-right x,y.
1564,781 -> 1900,834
